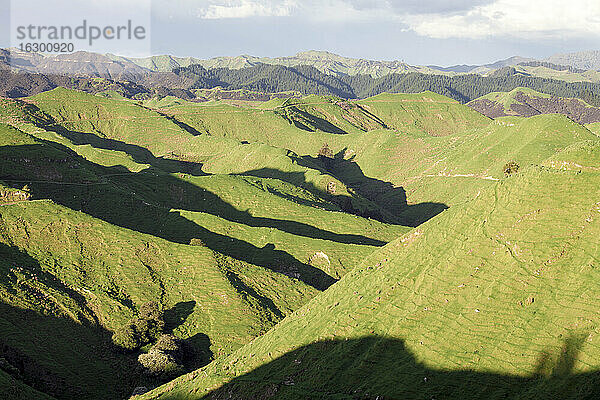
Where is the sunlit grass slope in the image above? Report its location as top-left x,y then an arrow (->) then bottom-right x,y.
0,121 -> 406,399
141,144 -> 600,400
356,91 -> 491,136
475,87 -> 552,109
10,89 -> 390,219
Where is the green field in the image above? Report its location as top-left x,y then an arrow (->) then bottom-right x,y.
1,87 -> 599,399
140,143 -> 600,400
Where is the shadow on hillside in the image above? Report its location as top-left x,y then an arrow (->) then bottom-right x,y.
22,109 -> 388,245
0,303 -> 135,400
239,168 -> 393,223
142,106 -> 204,136
0,243 -> 99,324
355,103 -> 390,129
0,143 -> 338,290
164,301 -> 214,368
164,301 -> 197,333
158,336 -> 600,400
28,104 -> 207,176
184,332 -> 214,371
244,153 -> 448,227
0,250 -> 214,399
0,247 -> 142,399
280,107 -> 348,134
300,150 -> 449,227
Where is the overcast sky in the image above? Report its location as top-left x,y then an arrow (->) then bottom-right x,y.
2,0 -> 600,65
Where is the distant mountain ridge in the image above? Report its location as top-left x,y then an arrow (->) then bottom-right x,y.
5,48 -> 600,81
2,48 -> 148,81
428,56 -> 534,74
115,51 -> 539,78
545,50 -> 600,71
110,50 -> 423,78
4,48 -> 600,109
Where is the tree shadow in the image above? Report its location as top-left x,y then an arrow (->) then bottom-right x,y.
299,150 -> 449,227
155,335 -> 600,400
184,333 -> 213,371
534,334 -> 589,378
243,158 -> 448,228
0,143 -> 338,290
278,106 -> 348,134
239,167 -> 393,223
243,177 -> 340,211
164,301 -> 197,333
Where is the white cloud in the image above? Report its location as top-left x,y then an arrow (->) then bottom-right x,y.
158,0 -> 600,39
386,0 -> 494,15
196,0 -> 297,19
404,0 -> 600,39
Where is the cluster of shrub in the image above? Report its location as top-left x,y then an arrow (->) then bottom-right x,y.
112,301 -> 187,379
503,161 -> 520,176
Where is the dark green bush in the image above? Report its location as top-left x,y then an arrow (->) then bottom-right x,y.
137,349 -> 184,378
138,334 -> 186,378
139,301 -> 162,322
189,238 -> 206,247
503,161 -> 520,176
112,322 -> 141,351
154,334 -> 183,353
318,143 -> 334,159
112,301 -> 165,351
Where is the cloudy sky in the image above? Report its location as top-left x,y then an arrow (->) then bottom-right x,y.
2,0 -> 600,65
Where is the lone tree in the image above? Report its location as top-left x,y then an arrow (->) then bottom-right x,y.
318,143 -> 334,159
318,143 -> 335,168
138,334 -> 185,379
112,301 -> 165,351
503,161 -> 520,176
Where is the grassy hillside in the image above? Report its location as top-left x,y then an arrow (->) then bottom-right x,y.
0,123 -> 326,398
140,142 -> 600,400
474,87 -> 552,109
356,92 -> 491,136
148,92 -> 490,152
468,87 -> 600,124
0,100 -> 406,398
3,86 -> 600,399
138,91 -> 599,227
139,91 -> 496,225
586,122 -> 600,137
18,89 -> 395,220
515,65 -> 600,84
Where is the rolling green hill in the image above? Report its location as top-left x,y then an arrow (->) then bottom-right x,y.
0,91 -> 408,399
473,87 -> 552,109
467,87 -> 600,124
20,88 -> 392,220
0,123 -> 325,398
2,85 -> 600,400
139,140 -> 600,400
145,91 -> 596,225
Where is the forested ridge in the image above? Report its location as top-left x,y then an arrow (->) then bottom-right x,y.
175,63 -> 600,105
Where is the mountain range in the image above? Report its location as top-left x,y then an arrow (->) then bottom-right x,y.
4,48 -> 600,81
